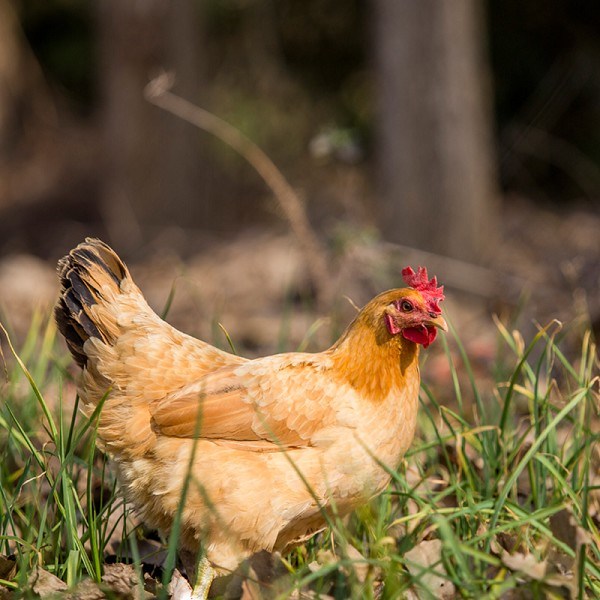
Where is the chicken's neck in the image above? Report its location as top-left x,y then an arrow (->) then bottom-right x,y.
329,319 -> 419,402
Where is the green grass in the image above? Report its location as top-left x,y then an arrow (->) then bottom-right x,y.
0,307 -> 598,598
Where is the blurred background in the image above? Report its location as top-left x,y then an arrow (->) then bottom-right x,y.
0,0 -> 598,359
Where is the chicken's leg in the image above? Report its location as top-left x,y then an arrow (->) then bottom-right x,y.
190,557 -> 215,600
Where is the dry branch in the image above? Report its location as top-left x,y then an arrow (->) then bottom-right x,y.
144,73 -> 333,308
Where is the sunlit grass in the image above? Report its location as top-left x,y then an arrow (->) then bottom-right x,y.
0,305 -> 598,598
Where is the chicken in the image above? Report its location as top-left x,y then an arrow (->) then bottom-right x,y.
55,238 -> 446,598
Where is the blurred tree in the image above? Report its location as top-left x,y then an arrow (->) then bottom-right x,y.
373,0 -> 499,262
0,0 -> 56,163
96,0 -> 204,249
0,0 -> 25,160
4,0 -> 597,260
0,0 -> 62,230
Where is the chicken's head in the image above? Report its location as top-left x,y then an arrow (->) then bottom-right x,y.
381,266 -> 447,348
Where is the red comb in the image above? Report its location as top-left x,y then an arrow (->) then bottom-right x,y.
401,266 -> 444,314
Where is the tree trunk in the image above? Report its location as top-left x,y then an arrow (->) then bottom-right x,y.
373,0 -> 498,262
96,0 -> 204,249
0,0 -> 22,160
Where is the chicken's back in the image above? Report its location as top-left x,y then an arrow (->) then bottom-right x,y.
55,238 -> 245,459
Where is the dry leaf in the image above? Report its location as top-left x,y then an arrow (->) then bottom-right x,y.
404,539 -> 456,599
28,566 -> 68,597
68,578 -> 106,600
240,577 -> 263,600
543,573 -> 576,597
0,587 -> 12,600
101,563 -> 144,599
549,507 -> 592,553
287,590 -> 333,600
343,544 -> 370,584
547,507 -> 593,598
500,550 -> 547,581
167,569 -> 193,600
0,556 -> 16,582
309,549 -> 335,573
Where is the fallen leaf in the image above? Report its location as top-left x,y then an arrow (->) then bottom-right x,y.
68,578 -> 105,600
101,563 -> 144,599
167,569 -> 192,600
404,539 -> 455,599
28,566 -> 68,597
549,507 -> 592,553
0,556 -> 16,582
548,507 -> 593,598
500,550 -> 546,581
287,590 -> 332,600
240,578 -> 263,600
309,549 -> 335,573
343,544 -> 370,584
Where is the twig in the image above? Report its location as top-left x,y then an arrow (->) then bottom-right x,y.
144,72 -> 333,308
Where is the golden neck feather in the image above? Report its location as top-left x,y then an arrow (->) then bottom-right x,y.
329,315 -> 419,402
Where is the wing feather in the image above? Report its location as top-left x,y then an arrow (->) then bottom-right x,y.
151,353 -> 340,450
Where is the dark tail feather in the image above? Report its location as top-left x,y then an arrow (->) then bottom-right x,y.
55,238 -> 128,367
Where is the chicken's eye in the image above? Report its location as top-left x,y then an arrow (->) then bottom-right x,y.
401,300 -> 413,312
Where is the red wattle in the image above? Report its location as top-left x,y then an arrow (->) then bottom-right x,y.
402,326 -> 437,348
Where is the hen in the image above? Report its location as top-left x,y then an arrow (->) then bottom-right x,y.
55,238 -> 446,598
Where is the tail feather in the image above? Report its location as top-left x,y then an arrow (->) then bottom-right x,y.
55,238 -> 129,367
55,238 -> 248,459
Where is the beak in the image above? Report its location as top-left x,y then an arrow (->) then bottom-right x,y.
427,314 -> 448,332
